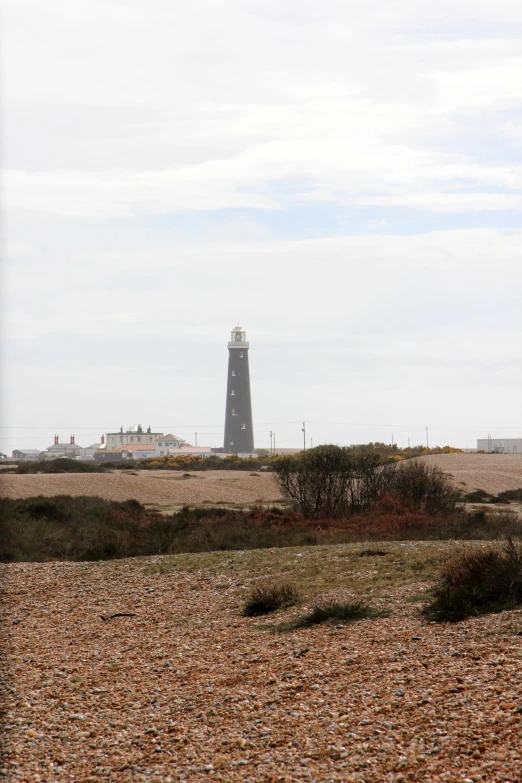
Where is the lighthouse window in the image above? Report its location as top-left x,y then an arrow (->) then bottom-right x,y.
240,352 -> 244,358
232,408 -> 237,416
231,371 -> 236,376
241,424 -> 246,430
231,390 -> 235,396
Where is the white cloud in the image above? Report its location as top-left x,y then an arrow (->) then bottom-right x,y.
2,0 -> 522,452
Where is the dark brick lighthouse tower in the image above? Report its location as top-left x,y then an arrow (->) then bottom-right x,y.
224,325 -> 254,454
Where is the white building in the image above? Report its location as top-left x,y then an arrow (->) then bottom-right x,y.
105,425 -> 165,449
477,437 -> 522,454
153,435 -> 188,456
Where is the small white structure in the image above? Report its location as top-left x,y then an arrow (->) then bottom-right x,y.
477,438 -> 522,454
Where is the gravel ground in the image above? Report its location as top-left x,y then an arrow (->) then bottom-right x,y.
2,544 -> 522,783
1,455 -> 521,508
0,471 -> 282,508
417,455 -> 522,496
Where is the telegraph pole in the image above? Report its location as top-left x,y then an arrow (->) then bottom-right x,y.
301,422 -> 306,451
426,427 -> 429,448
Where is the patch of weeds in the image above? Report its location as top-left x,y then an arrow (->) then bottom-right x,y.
243,582 -> 300,616
423,537 -> 522,622
359,549 -> 390,557
281,600 -> 390,630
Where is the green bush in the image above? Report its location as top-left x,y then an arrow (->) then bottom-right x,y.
423,538 -> 522,622
243,582 -> 299,616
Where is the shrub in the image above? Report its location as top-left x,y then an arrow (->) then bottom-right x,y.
498,488 -> 522,502
243,582 -> 299,616
423,538 -> 522,622
16,459 -> 105,474
462,489 -> 492,503
284,600 -> 390,630
274,446 -> 365,519
274,450 -> 459,519
385,460 -> 460,516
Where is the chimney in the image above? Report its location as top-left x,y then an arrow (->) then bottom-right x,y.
70,435 -> 75,445
101,435 -> 105,445
54,434 -> 59,445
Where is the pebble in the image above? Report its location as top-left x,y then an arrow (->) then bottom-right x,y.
2,543 -> 521,782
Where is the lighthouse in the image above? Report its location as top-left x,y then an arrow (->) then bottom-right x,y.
224,325 -> 254,454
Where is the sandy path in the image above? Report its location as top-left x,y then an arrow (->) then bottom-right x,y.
2,545 -> 521,782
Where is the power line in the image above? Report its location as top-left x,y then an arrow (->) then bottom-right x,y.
0,421 -> 520,430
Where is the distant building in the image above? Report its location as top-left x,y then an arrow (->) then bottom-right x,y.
120,444 -> 157,459
82,437 -> 105,460
12,449 -> 42,460
42,435 -> 84,459
153,434 -> 188,456
105,425 -> 164,449
477,438 -> 522,454
164,446 -> 213,458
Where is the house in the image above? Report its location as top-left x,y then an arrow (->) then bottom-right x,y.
105,425 -> 165,450
41,435 -> 84,459
82,436 -> 105,460
153,434 -> 189,457
12,449 -> 42,460
119,444 -> 157,460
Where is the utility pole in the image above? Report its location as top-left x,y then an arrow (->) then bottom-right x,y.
301,422 -> 306,451
426,427 -> 429,448
391,433 -> 394,447
273,433 -> 276,454
195,432 -> 198,447
270,431 -> 273,456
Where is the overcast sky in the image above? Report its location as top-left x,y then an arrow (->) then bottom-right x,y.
2,0 -> 522,454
